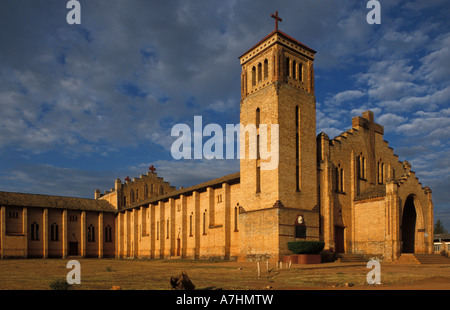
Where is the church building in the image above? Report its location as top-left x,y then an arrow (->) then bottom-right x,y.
0,15 -> 434,262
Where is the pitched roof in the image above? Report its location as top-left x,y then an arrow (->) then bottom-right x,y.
434,233 -> 450,241
0,191 -> 116,212
122,172 -> 240,211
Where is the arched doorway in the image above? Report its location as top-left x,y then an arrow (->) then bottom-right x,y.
402,195 -> 416,253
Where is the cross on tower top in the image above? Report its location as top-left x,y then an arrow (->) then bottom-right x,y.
271,11 -> 282,31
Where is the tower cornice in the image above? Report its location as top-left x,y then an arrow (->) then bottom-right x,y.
239,30 -> 316,66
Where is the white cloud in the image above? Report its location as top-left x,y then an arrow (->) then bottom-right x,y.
419,33 -> 450,83
396,114 -> 450,138
377,113 -> 407,130
329,90 -> 365,105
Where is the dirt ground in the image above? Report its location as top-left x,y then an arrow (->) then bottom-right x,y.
0,258 -> 448,290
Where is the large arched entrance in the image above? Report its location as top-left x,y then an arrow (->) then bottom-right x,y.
401,195 -> 416,253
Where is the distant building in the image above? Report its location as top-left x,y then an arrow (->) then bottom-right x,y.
434,233 -> 450,254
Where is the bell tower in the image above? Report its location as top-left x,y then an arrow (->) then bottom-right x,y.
238,13 -> 319,261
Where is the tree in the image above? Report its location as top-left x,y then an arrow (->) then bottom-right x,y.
434,220 -> 448,234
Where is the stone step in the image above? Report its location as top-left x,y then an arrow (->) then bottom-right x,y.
415,254 -> 450,264
396,254 -> 450,264
395,253 -> 420,264
338,254 -> 368,263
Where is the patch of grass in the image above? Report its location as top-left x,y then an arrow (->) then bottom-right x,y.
49,279 -> 72,290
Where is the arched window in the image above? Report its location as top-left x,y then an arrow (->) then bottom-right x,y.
166,219 -> 170,239
292,60 -> 297,80
257,62 -> 262,82
378,160 -> 385,184
335,164 -> 344,193
295,105 -> 300,191
256,107 -> 260,127
160,185 -> 164,195
189,214 -> 193,237
105,225 -> 112,242
31,222 -> 39,241
256,107 -> 260,160
130,190 -> 135,203
299,63 -> 303,81
285,57 -> 290,77
256,108 -> 261,193
88,224 -> 95,242
251,66 -> 256,86
357,154 -> 366,180
202,210 -> 207,235
151,184 -> 154,194
234,206 -> 239,232
144,184 -> 148,198
264,59 -> 269,79
156,221 -> 159,240
51,223 -> 59,241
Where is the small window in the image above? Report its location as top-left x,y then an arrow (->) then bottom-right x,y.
234,206 -> 239,232
69,215 -> 78,222
357,154 -> 366,180
292,60 -> 297,80
144,184 -> 148,198
88,224 -> 95,242
130,190 -> 134,203
31,222 -> 39,241
257,62 -> 262,83
202,211 -> 207,235
251,66 -> 256,86
166,219 -> 170,239
285,57 -> 290,77
217,194 -> 222,203
335,164 -> 344,193
264,59 -> 269,79
105,225 -> 112,242
299,63 -> 303,81
378,161 -> 385,184
51,223 -> 59,241
256,166 -> 261,193
156,221 -> 160,240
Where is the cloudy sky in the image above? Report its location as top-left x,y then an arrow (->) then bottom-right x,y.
0,0 -> 449,229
